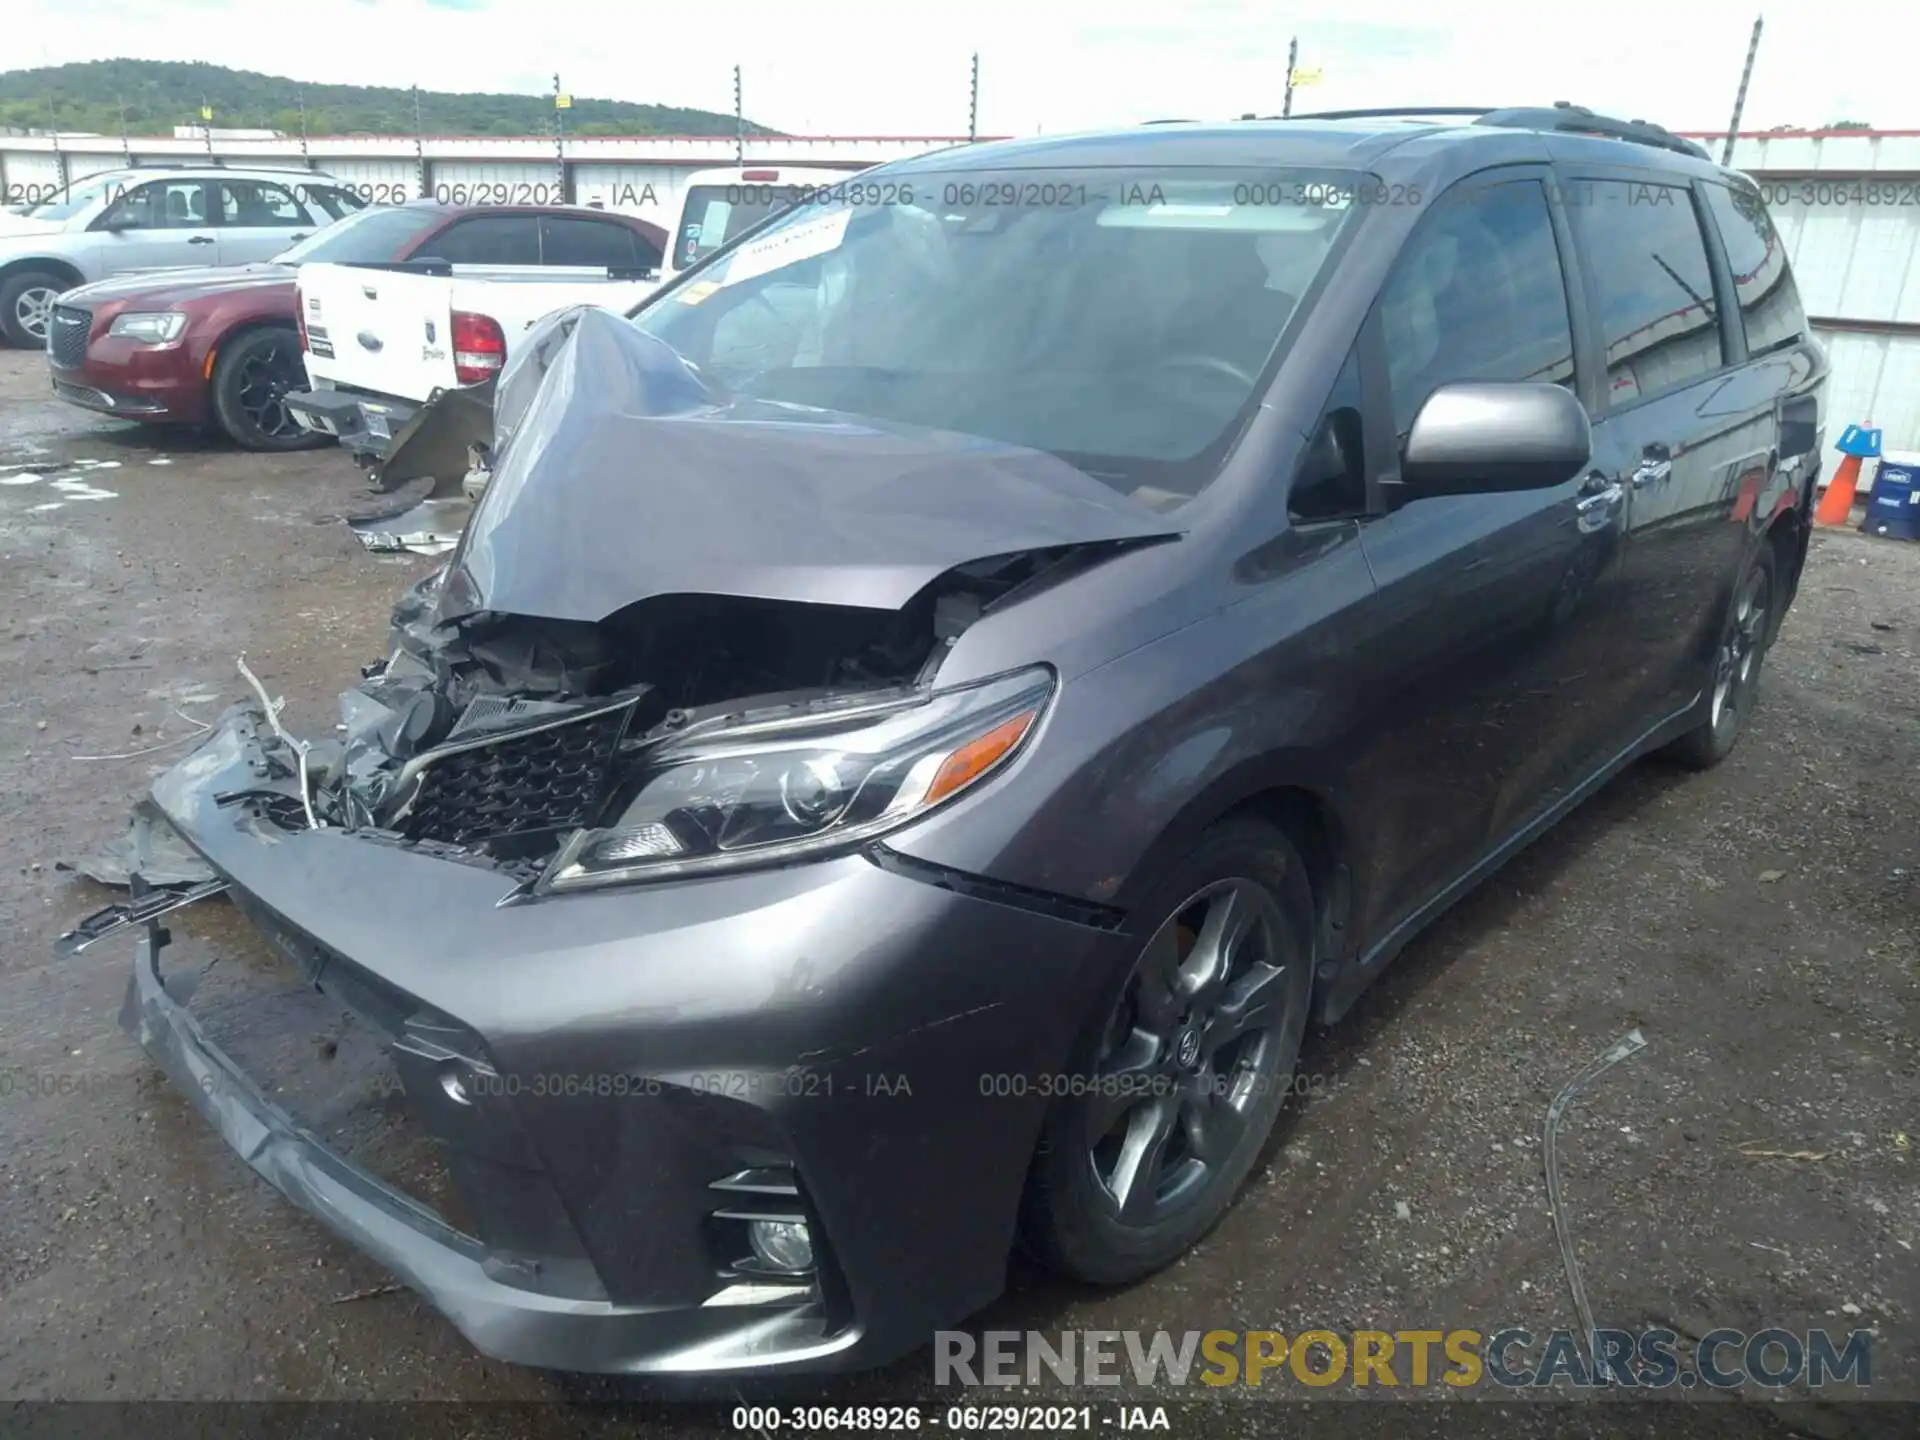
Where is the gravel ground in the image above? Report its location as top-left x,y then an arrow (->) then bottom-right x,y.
0,348 -> 1913,1437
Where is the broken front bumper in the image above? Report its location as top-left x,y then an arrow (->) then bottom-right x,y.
117,712 -> 1126,1374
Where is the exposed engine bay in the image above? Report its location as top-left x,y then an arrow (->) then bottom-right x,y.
261,544 -> 1097,881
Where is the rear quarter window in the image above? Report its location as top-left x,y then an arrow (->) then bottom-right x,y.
1701,182 -> 1807,359
1570,182 -> 1726,405
427,215 -> 543,265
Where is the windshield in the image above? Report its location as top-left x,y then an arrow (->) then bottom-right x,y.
636,167 -> 1358,496
26,173 -> 131,222
274,205 -> 443,265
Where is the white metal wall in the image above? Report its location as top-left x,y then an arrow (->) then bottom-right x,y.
573,163 -> 684,226
1,150 -> 64,197
427,160 -> 560,205
311,156 -> 422,199
1812,328 -> 1920,461
1768,196 -> 1920,325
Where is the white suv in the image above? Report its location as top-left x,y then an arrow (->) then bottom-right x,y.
0,166 -> 364,346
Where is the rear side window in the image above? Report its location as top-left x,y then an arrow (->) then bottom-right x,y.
308,186 -> 368,222
673,185 -> 784,270
1701,182 -> 1806,359
541,216 -> 642,269
1572,182 -> 1724,404
427,215 -> 542,265
1376,178 -> 1575,436
218,180 -> 302,227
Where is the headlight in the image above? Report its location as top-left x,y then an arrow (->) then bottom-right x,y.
539,667 -> 1054,892
108,312 -> 186,343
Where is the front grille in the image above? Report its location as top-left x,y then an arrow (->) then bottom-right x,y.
49,305 -> 90,369
399,703 -> 632,849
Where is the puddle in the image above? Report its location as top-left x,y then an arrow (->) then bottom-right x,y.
49,478 -> 118,501
0,473 -> 40,487
31,501 -> 64,512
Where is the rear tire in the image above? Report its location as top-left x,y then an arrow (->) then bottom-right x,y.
1019,817 -> 1314,1284
1664,546 -> 1777,770
209,327 -> 326,451
1,269 -> 66,348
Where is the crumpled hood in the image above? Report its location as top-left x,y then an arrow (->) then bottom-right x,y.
63,264 -> 293,307
435,306 -> 1181,624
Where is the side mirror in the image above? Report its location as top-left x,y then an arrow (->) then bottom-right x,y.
95,211 -> 135,233
1396,382 -> 1592,501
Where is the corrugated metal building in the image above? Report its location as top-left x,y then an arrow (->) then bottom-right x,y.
1688,129 -> 1920,455
0,132 -> 990,234
7,124 -> 1916,453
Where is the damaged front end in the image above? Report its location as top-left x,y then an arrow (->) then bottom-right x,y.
307,306 -> 1176,890
110,306 -> 1173,1374
301,551 -> 1068,894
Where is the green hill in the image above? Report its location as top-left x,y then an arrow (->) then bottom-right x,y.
0,60 -> 780,139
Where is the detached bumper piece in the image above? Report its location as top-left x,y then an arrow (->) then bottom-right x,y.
286,388 -> 415,458
119,879 -> 859,1374
58,878 -> 229,957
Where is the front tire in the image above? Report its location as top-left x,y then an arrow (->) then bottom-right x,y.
1019,817 -> 1314,1284
209,327 -> 325,451
1,270 -> 66,348
1664,546 -> 1777,769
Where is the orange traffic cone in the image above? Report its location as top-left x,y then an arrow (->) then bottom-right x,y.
1816,423 -> 1882,527
1814,453 -> 1864,525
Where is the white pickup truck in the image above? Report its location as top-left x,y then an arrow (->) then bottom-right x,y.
287,168 -> 869,461
286,260 -> 660,457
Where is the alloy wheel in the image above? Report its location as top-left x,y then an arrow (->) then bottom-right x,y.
1710,566 -> 1770,732
234,340 -> 303,439
15,285 -> 56,343
1086,877 -> 1296,1226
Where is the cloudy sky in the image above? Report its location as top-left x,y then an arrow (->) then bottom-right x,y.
7,0 -> 1915,138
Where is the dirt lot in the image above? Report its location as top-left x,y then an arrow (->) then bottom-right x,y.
0,346 -> 1913,1435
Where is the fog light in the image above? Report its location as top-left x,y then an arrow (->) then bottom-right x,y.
747,1218 -> 814,1274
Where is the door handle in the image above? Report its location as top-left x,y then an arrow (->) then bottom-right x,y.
1632,456 -> 1672,489
187,235 -> 215,245
290,234 -> 309,243
1574,473 -> 1624,533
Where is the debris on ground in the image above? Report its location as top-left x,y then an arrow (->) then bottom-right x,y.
1542,1028 -> 1648,1376
69,805 -> 218,888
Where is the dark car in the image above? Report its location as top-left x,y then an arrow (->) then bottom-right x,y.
91,105 -> 1822,1375
45,202 -> 666,450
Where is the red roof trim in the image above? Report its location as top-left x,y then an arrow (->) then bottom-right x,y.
39,133 -> 1001,147
1679,129 -> 1920,141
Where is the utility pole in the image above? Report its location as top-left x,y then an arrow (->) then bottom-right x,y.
1283,36 -> 1298,118
47,95 -> 68,196
969,53 -> 979,142
297,89 -> 311,166
115,61 -> 131,164
412,85 -> 427,198
734,65 -> 745,164
553,73 -> 569,203
1722,15 -> 1764,166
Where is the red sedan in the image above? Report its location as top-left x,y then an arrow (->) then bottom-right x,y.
46,202 -> 666,450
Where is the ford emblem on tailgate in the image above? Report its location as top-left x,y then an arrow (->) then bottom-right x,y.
357,331 -> 384,352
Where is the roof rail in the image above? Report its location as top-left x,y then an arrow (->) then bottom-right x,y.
1475,103 -> 1713,160
1273,102 -> 1713,161
1281,107 -> 1498,122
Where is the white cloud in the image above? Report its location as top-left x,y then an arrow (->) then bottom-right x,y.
7,0 -> 1915,136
